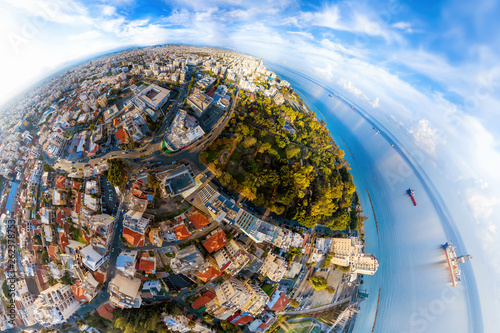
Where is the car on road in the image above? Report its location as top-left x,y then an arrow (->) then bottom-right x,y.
122,152 -> 127,154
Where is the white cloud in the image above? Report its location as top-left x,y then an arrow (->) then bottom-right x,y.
100,5 -> 116,16
391,21 -> 418,33
371,97 -> 380,108
299,4 -> 402,43
313,63 -> 335,81
286,31 -> 314,40
408,119 -> 446,155
337,77 -> 368,99
466,190 -> 497,220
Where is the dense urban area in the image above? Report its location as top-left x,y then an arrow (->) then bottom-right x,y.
0,45 -> 379,333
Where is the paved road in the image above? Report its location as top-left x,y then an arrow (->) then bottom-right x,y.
53,88 -> 237,179
279,297 -> 351,316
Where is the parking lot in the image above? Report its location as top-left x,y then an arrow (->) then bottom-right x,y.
100,176 -> 119,216
293,267 -> 346,310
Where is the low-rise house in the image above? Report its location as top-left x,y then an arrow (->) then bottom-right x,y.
248,313 -> 277,333
266,289 -> 290,311
71,273 -> 100,303
116,250 -> 138,277
173,223 -> 191,241
188,213 -> 210,230
202,228 -> 227,253
139,253 -> 156,274
142,280 -> 163,298
195,261 -> 222,283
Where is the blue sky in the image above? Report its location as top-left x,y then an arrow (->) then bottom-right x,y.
1,0 -> 500,326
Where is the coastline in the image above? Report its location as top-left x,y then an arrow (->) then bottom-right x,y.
266,61 -> 479,332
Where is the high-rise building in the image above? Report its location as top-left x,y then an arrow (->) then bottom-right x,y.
97,95 -> 108,108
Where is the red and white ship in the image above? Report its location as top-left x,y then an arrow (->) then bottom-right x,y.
443,241 -> 472,287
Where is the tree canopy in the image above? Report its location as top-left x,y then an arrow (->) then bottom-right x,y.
309,275 -> 328,290
200,87 -> 355,230
107,158 -> 127,187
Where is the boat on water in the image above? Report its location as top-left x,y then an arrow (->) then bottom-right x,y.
407,188 -> 417,206
443,241 -> 473,287
329,94 -> 332,97
351,106 -> 355,110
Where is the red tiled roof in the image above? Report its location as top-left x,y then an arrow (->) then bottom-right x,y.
59,232 -> 69,253
71,285 -> 88,303
196,265 -> 221,283
132,189 -> 147,199
94,271 -> 106,284
189,213 -> 210,230
56,208 -> 72,225
97,303 -> 114,321
123,227 -> 145,246
36,270 -> 47,291
173,224 -> 191,241
73,190 -> 82,214
203,229 -> 227,253
267,291 -> 290,311
228,313 -> 254,326
48,245 -> 58,259
114,128 -> 128,144
72,181 -> 82,190
82,230 -> 90,243
191,291 -> 216,310
139,257 -> 156,274
113,118 -> 121,127
259,316 -> 276,330
55,175 -> 67,189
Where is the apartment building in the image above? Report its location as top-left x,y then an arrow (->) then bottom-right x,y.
259,253 -> 288,282
33,283 -> 80,326
108,274 -> 142,309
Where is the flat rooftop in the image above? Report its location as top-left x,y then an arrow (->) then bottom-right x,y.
164,168 -> 196,196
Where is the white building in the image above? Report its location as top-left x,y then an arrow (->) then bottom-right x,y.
139,84 -> 170,110
34,283 -> 80,327
116,250 -> 138,277
328,237 -> 379,275
13,279 -> 38,326
80,245 -> 106,271
108,274 -> 142,309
